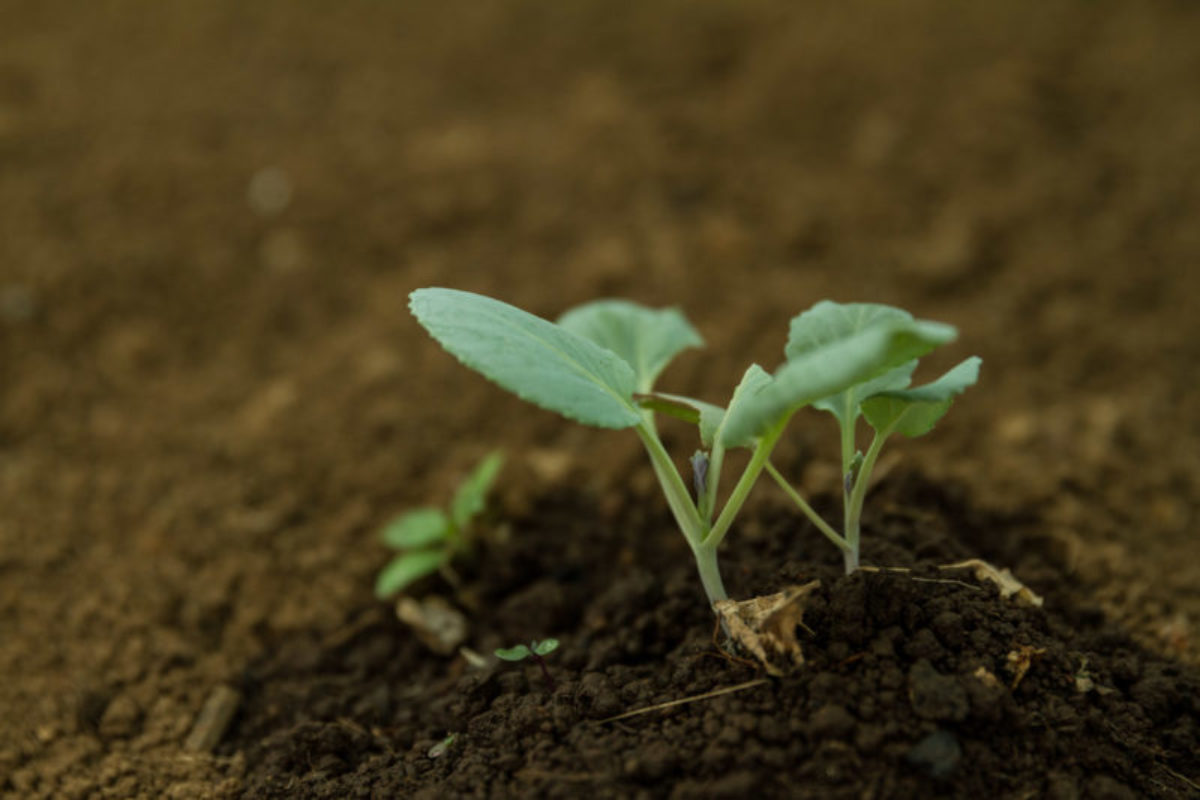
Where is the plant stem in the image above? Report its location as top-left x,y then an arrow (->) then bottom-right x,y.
704,419 -> 787,550
763,461 -> 851,553
843,425 -> 891,573
635,422 -> 730,606
531,653 -> 555,692
699,440 -> 726,524
691,541 -> 727,605
635,423 -> 707,547
840,400 -> 857,474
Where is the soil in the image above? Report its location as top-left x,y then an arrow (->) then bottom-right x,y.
2,1 -> 1199,798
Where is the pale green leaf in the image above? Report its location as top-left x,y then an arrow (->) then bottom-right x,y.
451,450 -> 504,529
410,288 -> 641,429
715,364 -> 775,448
380,508 -> 450,549
374,549 -> 445,598
786,301 -> 914,360
494,644 -> 532,661
812,360 -> 917,427
558,300 -> 704,392
532,638 -> 560,656
862,357 -> 982,438
721,319 -> 958,446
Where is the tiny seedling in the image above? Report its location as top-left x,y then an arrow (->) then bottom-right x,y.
410,289 -> 978,611
495,638 -> 559,690
375,450 -> 504,599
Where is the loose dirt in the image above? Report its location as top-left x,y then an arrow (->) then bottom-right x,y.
2,1 -> 1199,797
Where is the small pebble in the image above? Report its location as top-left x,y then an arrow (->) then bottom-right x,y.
905,729 -> 961,778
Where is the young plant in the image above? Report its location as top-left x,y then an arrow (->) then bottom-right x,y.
738,302 -> 981,574
495,639 -> 559,690
409,289 -> 977,610
375,450 -> 504,599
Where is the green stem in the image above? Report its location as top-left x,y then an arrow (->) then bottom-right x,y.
635,422 -> 729,606
764,461 -> 850,553
691,541 -> 727,605
840,399 -> 857,474
843,426 -> 891,573
699,440 -> 726,524
703,419 -> 787,550
635,423 -> 708,547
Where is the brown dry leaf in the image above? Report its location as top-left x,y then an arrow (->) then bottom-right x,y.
1005,644 -> 1047,689
941,559 -> 1044,607
713,581 -> 820,677
395,595 -> 468,655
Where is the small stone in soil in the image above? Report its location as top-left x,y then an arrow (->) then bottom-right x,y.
905,729 -> 961,778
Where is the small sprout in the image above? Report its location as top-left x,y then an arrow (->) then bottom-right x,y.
375,451 -> 504,599
427,733 -> 456,759
494,639 -> 559,690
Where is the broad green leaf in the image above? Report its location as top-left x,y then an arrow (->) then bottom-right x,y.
381,508 -> 450,549
410,288 -> 641,429
374,549 -> 445,598
494,644 -> 532,661
451,450 -> 504,529
715,364 -> 775,448
532,638 -> 560,656
862,357 -> 981,438
793,304 -> 928,428
721,319 -> 958,447
558,300 -> 704,392
786,301 -> 914,361
812,360 -> 917,428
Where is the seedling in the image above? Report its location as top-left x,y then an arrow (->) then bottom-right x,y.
495,639 -> 559,690
375,450 -> 504,599
756,302 -> 982,573
409,289 -> 978,610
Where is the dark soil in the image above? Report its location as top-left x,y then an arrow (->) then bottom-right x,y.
229,480 -> 1200,799
3,1 -> 1200,798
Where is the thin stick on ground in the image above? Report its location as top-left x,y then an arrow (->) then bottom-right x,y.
598,679 -> 770,724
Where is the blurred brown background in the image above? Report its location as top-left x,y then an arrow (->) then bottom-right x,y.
1,1 -> 1198,795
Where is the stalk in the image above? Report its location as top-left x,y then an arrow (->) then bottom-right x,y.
691,540 -> 727,605
635,423 -> 708,547
704,419 -> 787,550
764,461 -> 851,554
635,422 -> 734,606
843,425 -> 891,573
699,440 -> 726,524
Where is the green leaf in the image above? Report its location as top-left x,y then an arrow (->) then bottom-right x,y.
558,300 -> 704,392
374,549 -> 445,598
713,364 -> 774,449
532,638 -> 560,656
451,450 -> 504,529
380,508 -> 450,549
862,357 -> 982,438
721,317 -> 958,447
494,644 -> 532,661
410,288 -> 641,429
812,361 -> 917,427
786,301 -> 914,361
795,303 -> 930,429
